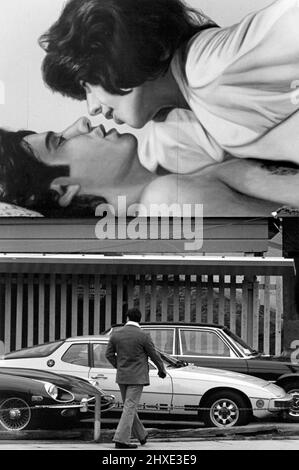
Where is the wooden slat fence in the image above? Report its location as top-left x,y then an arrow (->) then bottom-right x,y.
0,273 -> 283,355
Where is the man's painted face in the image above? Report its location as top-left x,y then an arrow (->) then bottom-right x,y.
23,117 -> 138,195
84,82 -> 163,129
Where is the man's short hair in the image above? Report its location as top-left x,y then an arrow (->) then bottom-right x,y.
126,308 -> 142,323
39,0 -> 217,98
0,128 -> 106,217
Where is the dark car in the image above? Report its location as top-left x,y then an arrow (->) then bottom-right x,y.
103,322 -> 299,421
0,367 -> 115,432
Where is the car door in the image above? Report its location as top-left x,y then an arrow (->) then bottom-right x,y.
177,328 -> 248,374
89,342 -> 173,414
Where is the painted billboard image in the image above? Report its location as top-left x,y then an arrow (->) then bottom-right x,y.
0,0 -> 299,218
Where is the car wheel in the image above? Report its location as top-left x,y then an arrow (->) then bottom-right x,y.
283,381 -> 299,422
202,391 -> 250,428
0,397 -> 32,431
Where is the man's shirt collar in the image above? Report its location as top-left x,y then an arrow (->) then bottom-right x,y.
126,321 -> 141,328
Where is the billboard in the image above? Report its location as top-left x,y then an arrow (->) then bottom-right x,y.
0,0 -> 297,221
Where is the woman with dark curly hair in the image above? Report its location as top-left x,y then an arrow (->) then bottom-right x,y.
39,0 -> 299,169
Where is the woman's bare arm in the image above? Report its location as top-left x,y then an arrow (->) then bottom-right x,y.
213,158 -> 299,208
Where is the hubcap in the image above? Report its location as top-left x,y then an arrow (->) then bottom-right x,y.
9,408 -> 22,419
0,398 -> 31,431
210,399 -> 239,427
288,389 -> 299,417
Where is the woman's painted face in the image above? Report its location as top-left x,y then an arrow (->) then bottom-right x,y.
84,82 -> 160,129
23,117 -> 138,194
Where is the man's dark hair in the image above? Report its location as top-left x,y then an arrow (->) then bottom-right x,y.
0,128 -> 106,217
39,0 -> 217,99
126,308 -> 142,323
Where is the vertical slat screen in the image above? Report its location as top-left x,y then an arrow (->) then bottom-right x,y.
127,277 -> 135,309
229,276 -> 237,333
252,278 -> 260,350
27,274 -> 34,348
195,275 -> 202,323
38,274 -> 45,344
218,275 -> 225,326
184,275 -> 191,323
207,276 -> 214,323
16,274 -> 23,350
60,274 -> 67,339
94,275 -> 102,333
0,272 -> 284,356
150,275 -> 157,321
4,274 -> 11,353
139,275 -> 146,315
161,276 -> 168,322
116,275 -> 123,324
275,277 -> 283,356
49,274 -> 56,342
71,275 -> 78,337
173,276 -> 180,322
241,278 -> 248,341
263,276 -> 271,355
82,275 -> 90,335
105,275 -> 112,332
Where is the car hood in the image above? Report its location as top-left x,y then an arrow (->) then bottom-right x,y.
0,367 -> 98,395
171,364 -> 272,388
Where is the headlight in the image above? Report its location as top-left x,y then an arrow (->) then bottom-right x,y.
44,382 -> 59,400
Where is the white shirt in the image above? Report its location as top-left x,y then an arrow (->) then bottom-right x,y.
140,0 -> 299,173
126,321 -> 141,328
139,108 -> 225,174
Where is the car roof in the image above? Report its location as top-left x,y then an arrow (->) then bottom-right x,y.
65,335 -> 109,342
103,322 -> 225,331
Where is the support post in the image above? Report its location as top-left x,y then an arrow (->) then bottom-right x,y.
282,218 -> 299,352
94,393 -> 101,442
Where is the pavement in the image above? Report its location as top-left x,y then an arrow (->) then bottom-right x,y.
1,438 -> 299,450
1,421 -> 299,450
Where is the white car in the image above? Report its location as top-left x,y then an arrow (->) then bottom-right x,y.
0,335 -> 293,428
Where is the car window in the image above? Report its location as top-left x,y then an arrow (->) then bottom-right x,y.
180,329 -> 230,357
61,343 -> 89,366
142,328 -> 174,355
93,343 -> 112,369
4,341 -> 64,359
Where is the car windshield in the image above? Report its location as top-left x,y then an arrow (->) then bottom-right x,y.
4,341 -> 64,359
224,328 -> 259,356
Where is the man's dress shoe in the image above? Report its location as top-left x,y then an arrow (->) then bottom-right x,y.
115,441 -> 138,449
139,435 -> 148,445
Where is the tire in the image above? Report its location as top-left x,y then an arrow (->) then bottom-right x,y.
0,397 -> 32,431
201,390 -> 250,428
282,380 -> 299,422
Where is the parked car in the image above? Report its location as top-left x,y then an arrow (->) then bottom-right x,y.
0,336 -> 293,428
0,367 -> 115,432
103,322 -> 299,422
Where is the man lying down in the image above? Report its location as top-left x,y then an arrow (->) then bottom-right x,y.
0,109 -> 298,217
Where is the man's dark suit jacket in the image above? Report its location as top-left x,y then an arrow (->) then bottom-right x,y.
105,324 -> 166,386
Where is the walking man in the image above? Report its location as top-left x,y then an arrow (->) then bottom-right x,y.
105,307 -> 167,449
